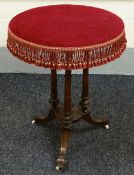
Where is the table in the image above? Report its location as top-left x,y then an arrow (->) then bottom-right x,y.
7,4 -> 127,171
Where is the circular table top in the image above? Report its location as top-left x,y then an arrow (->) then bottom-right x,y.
7,4 -> 127,70
9,4 -> 124,47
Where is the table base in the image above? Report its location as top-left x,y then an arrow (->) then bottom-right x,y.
32,69 -> 110,171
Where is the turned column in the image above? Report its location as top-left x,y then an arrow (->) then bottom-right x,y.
49,69 -> 59,109
63,70 -> 72,125
79,68 -> 90,113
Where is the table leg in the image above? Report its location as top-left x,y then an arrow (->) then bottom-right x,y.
32,69 -> 59,125
82,113 -> 110,129
80,68 -> 110,129
79,68 -> 90,113
56,70 -> 72,170
56,128 -> 71,170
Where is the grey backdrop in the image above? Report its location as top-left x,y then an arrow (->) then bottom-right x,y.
0,47 -> 133,74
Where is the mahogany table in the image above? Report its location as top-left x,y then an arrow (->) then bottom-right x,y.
7,4 -> 127,171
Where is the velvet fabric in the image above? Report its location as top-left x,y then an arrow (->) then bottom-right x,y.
7,5 -> 127,70
9,4 -> 124,47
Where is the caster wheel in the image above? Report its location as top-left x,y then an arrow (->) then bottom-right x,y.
56,158 -> 64,171
32,120 -> 35,124
105,124 -> 109,129
56,165 -> 63,171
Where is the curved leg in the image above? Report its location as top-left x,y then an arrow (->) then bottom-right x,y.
56,70 -> 72,171
82,113 -> 110,129
32,69 -> 59,125
56,128 -> 71,170
32,109 -> 55,125
80,69 -> 110,129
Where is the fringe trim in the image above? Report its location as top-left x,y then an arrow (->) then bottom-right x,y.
7,28 -> 127,70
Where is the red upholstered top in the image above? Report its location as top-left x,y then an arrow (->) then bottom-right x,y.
7,4 -> 126,70
9,4 -> 124,47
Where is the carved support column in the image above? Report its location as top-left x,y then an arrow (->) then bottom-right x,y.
79,68 -> 90,113
49,69 -> 59,109
63,70 -> 72,125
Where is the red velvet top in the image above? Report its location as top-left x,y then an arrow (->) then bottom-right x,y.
7,5 -> 127,70
9,4 -> 124,47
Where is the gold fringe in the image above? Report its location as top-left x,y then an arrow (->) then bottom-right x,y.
7,27 -> 127,70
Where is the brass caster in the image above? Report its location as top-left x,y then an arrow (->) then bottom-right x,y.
32,120 -> 35,124
56,165 -> 63,171
56,158 -> 65,171
105,124 -> 110,130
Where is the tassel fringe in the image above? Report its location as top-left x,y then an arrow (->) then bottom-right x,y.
7,28 -> 127,70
